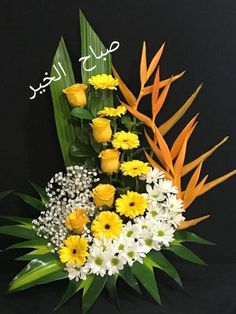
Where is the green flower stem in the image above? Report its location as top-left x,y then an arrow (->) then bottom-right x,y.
120,151 -> 126,163
135,177 -> 139,192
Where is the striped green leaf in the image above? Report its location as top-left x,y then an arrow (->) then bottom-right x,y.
106,274 -> 120,309
0,190 -> 13,200
0,225 -> 36,239
29,181 -> 48,205
6,238 -> 48,250
0,216 -> 32,225
50,37 -> 76,167
119,265 -> 141,293
9,255 -> 67,292
16,193 -> 44,210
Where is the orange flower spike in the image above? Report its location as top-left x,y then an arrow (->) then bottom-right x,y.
151,67 -> 160,112
159,83 -> 203,136
123,101 -> 154,130
177,215 -> 210,230
144,128 -> 165,167
146,43 -> 165,79
142,70 -> 186,96
140,41 -> 147,86
181,136 -> 229,177
112,66 -> 137,107
154,126 -> 174,173
144,150 -> 171,180
197,169 -> 236,197
171,115 -> 199,160
152,75 -> 172,122
184,175 -> 208,209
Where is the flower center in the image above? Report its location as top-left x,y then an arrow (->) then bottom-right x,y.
111,258 -> 119,266
157,230 -> 165,237
127,230 -> 133,237
72,249 -> 77,254
104,224 -> 111,230
145,239 -> 153,246
95,257 -> 103,266
128,251 -> 135,258
129,202 -> 135,207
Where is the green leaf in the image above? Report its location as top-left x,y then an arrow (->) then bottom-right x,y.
16,193 -> 44,210
29,181 -> 48,205
6,238 -> 48,250
15,252 -> 54,261
82,275 -> 108,314
146,251 -> 183,287
71,108 -> 93,120
55,280 -> 83,310
70,143 -> 96,158
119,265 -> 141,293
0,215 -> 32,225
174,230 -> 215,245
80,10 -> 113,116
50,37 -> 76,167
106,274 -> 120,309
0,190 -> 13,200
121,115 -> 132,130
9,255 -> 67,292
167,243 -> 207,265
133,260 -> 161,304
0,225 -> 36,239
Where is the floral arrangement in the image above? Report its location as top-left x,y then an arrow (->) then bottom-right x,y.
1,11 -> 235,313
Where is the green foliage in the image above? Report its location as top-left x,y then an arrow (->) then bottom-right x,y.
15,192 -> 44,210
71,108 -> 94,120
174,230 -> 215,245
0,190 -> 13,200
167,243 -> 207,265
29,181 -> 48,205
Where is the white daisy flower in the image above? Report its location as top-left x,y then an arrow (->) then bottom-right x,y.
140,167 -> 164,183
122,221 -> 139,239
86,247 -> 108,277
121,243 -> 145,266
153,222 -> 175,247
158,179 -> 178,194
165,194 -> 183,212
144,184 -> 166,202
106,254 -> 126,275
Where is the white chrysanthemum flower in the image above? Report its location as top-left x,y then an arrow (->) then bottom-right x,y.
167,212 -> 185,228
153,222 -> 175,246
133,216 -> 150,232
86,247 -> 108,277
143,184 -> 166,202
165,194 -> 183,212
122,221 -> 139,239
138,230 -> 160,254
65,264 -> 89,281
106,255 -> 126,275
113,235 -> 133,253
121,243 -> 145,266
145,167 -> 165,183
158,179 -> 178,194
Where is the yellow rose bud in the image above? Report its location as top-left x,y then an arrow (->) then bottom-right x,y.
63,83 -> 87,107
91,117 -> 112,143
66,208 -> 89,234
92,184 -> 116,207
99,149 -> 120,173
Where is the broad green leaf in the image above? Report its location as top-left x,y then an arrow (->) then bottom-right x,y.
71,108 -> 94,120
0,225 -> 36,239
174,230 -> 215,245
82,275 -> 108,314
16,252 -> 54,261
167,243 -> 206,265
80,10 -> 113,116
70,143 -> 96,158
9,255 -> 67,292
0,215 -> 32,225
6,238 -> 48,250
29,182 -> 48,205
119,265 -> 141,293
16,193 -> 44,210
133,261 -> 161,304
50,37 -> 76,167
106,274 -> 119,309
0,190 -> 13,200
147,251 -> 182,287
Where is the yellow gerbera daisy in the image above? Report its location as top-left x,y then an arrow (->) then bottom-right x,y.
91,211 -> 123,239
59,235 -> 88,266
120,160 -> 150,177
115,191 -> 147,218
112,131 -> 140,150
88,74 -> 118,90
98,105 -> 127,117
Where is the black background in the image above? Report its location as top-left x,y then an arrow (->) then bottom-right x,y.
0,0 -> 236,313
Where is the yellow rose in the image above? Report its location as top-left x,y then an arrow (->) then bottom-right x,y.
66,208 -> 89,234
63,83 -> 87,107
91,117 -> 112,143
99,149 -> 120,173
92,184 -> 116,207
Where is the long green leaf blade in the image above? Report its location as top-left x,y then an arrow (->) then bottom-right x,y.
0,225 -> 36,239
6,239 -> 48,250
106,274 -> 120,309
174,230 -> 215,245
167,243 -> 206,265
0,215 -> 32,225
132,261 -> 161,305
29,181 -> 48,205
147,251 -> 182,287
16,193 -> 44,210
82,275 -> 108,314
9,255 -> 67,292
0,190 -> 13,200
119,265 -> 141,293
50,37 -> 76,167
